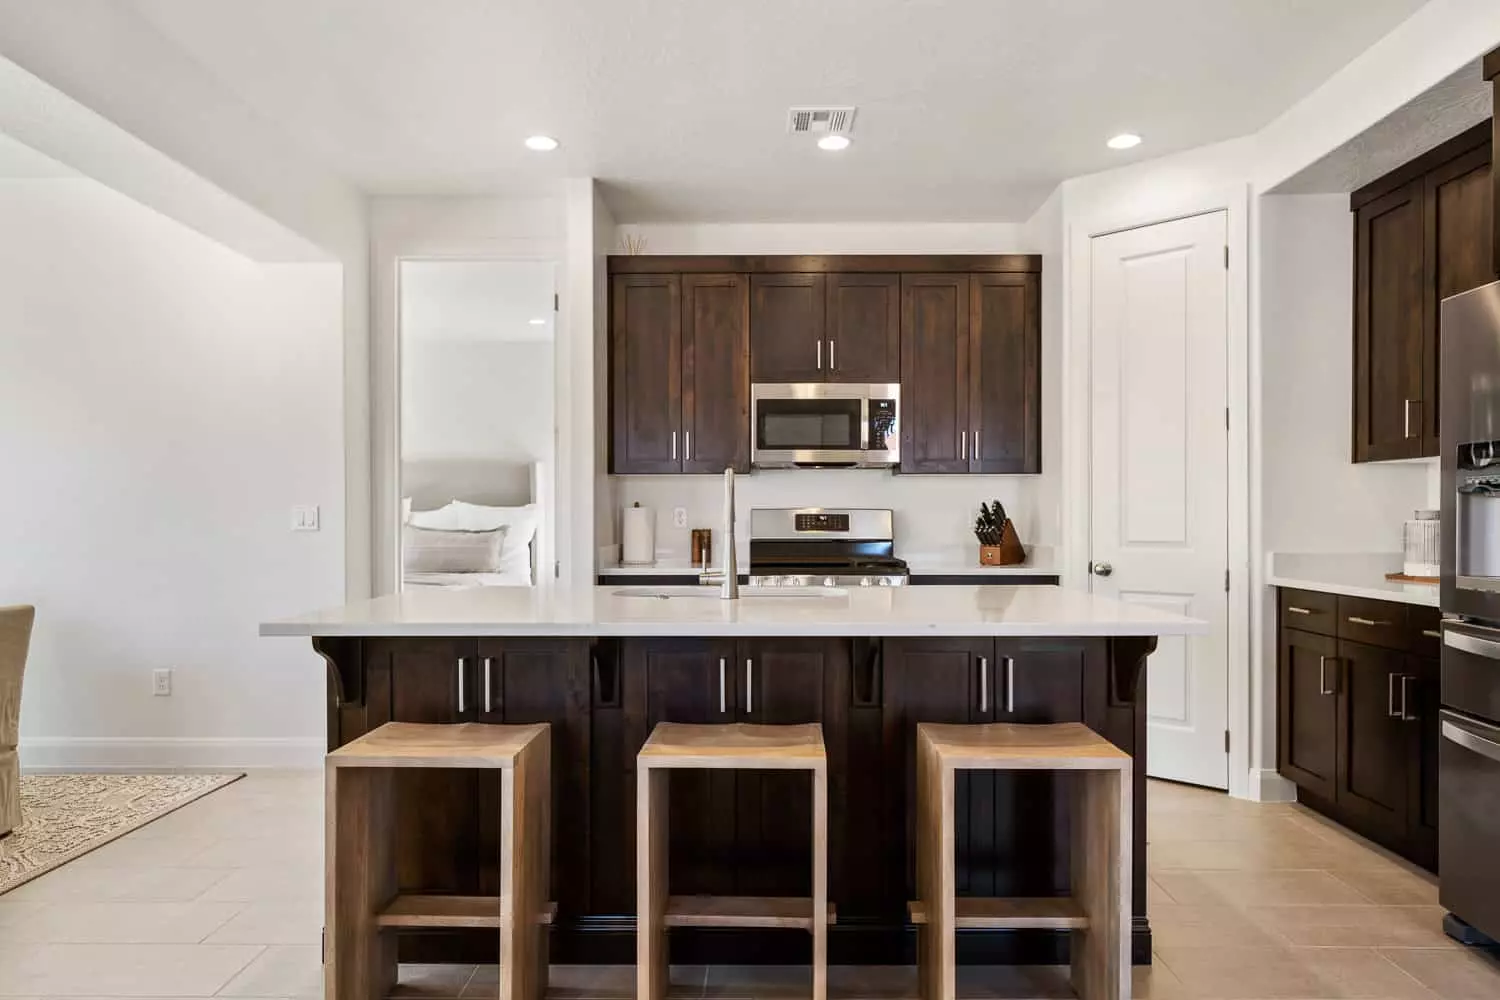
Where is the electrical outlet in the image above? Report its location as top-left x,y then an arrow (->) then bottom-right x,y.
152,668 -> 172,697
672,507 -> 689,529
291,505 -> 320,531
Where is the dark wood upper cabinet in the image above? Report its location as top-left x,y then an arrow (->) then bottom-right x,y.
611,274 -> 682,474
900,274 -> 972,474
970,273 -> 1041,474
825,273 -> 900,383
750,273 -> 826,381
1352,122 -> 1493,463
681,274 -> 750,474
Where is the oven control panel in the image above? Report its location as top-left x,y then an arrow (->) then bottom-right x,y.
794,512 -> 850,533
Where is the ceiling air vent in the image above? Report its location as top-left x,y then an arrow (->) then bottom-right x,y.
787,106 -> 857,135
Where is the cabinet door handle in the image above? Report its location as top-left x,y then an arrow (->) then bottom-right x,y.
1286,606 -> 1315,616
684,430 -> 691,463
829,339 -> 836,371
1347,616 -> 1389,627
816,339 -> 823,371
1003,656 -> 1015,714
978,656 -> 988,714
1318,655 -> 1336,696
1422,629 -> 1443,639
1404,399 -> 1418,440
719,657 -> 727,714
973,429 -> 980,461
483,656 -> 494,713
457,658 -> 466,716
960,432 -> 968,461
1388,672 -> 1401,719
671,431 -> 677,461
745,659 -> 754,715
1400,674 -> 1417,722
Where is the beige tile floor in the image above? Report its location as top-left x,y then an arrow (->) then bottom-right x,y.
0,771 -> 1496,998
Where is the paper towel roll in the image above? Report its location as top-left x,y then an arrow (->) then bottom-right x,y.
621,504 -> 655,566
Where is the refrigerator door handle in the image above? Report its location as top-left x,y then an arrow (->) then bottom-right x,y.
1445,629 -> 1500,661
1442,711 -> 1500,765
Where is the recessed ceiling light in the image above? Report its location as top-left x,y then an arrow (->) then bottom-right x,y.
524,135 -> 559,152
1107,133 -> 1142,150
529,318 -> 546,325
817,135 -> 851,152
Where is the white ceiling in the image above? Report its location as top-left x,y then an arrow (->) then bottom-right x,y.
125,0 -> 1431,222
400,260 -> 555,344
0,130 -> 77,178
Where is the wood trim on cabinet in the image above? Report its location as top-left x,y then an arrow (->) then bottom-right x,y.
1350,121 -> 1491,211
1484,46 -> 1500,82
608,254 -> 1043,275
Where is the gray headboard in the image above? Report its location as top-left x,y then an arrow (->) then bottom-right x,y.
401,459 -> 535,513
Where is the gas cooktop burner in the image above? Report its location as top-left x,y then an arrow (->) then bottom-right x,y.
746,507 -> 909,588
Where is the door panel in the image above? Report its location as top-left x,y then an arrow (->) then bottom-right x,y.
825,273 -> 900,382
1336,640 -> 1409,838
611,274 -> 682,473
900,274 -> 971,474
1277,628 -> 1339,801
751,274 -> 825,382
681,274 -> 750,474
1090,211 -> 1229,788
1405,655 -> 1440,865
970,273 -> 1040,473
1354,182 -> 1425,461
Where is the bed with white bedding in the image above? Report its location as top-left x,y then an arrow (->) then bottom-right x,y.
400,460 -> 548,590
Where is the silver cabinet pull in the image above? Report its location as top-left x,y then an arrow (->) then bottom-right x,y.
483,656 -> 494,713
1286,606 -> 1314,616
1422,629 -> 1443,639
1319,655 -> 1335,696
684,431 -> 691,463
745,659 -> 753,715
719,657 -> 727,714
973,429 -> 980,461
960,432 -> 968,461
816,339 -> 822,371
1400,675 -> 1417,722
457,658 -> 466,715
671,431 -> 677,461
829,339 -> 836,371
1347,616 -> 1389,627
979,656 -> 988,714
1004,656 -> 1015,714
1404,399 -> 1418,439
1388,672 -> 1401,719
1445,629 -> 1500,660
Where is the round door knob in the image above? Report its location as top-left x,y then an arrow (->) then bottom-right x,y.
1091,561 -> 1113,577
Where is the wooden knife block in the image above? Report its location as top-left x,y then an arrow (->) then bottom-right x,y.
979,521 -> 1026,566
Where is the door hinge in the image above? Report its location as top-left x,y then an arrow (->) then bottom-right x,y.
1223,245 -> 1229,269
1224,730 -> 1231,754
554,292 -> 560,311
1225,407 -> 1230,431
1224,569 -> 1230,592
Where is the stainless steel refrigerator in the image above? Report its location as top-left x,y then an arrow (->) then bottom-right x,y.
1438,278 -> 1500,945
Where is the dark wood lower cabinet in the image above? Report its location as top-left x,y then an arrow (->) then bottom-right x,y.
1276,589 -> 1439,870
319,632 -> 1150,965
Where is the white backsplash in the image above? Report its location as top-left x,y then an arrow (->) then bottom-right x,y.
612,470 -> 1049,567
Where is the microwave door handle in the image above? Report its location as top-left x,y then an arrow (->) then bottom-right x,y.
860,397 -> 870,451
1442,715 -> 1500,765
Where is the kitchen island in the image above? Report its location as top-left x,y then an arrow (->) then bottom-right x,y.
263,584 -> 1204,968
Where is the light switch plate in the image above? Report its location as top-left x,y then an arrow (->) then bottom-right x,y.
291,505 -> 320,531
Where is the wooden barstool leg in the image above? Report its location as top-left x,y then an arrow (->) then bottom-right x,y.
500,736 -> 551,1000
326,765 -> 397,1000
915,735 -> 956,1000
812,762 -> 828,1000
637,766 -> 670,1000
1070,767 -> 1132,1000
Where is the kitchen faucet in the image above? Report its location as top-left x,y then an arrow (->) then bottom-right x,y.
698,468 -> 739,599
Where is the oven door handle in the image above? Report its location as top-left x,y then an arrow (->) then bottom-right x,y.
1444,628 -> 1500,660
1442,711 -> 1500,765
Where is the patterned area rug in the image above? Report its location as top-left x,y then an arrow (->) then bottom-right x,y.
0,772 -> 242,895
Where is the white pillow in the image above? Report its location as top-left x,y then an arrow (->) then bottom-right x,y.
407,501 -> 464,530
444,501 -> 539,545
402,524 -> 507,574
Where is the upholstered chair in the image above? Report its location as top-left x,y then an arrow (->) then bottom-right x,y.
0,605 -> 34,837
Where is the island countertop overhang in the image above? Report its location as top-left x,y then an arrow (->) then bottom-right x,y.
260,584 -> 1208,639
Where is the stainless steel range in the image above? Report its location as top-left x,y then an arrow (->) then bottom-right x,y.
746,508 -> 909,588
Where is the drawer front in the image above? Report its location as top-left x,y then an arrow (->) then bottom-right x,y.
1338,595 -> 1409,650
1280,589 -> 1337,637
1409,605 -> 1443,659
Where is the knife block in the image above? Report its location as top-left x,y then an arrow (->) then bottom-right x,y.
979,521 -> 1026,566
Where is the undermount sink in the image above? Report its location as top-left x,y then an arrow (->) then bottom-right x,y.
611,586 -> 849,599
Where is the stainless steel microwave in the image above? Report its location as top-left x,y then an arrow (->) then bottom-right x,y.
750,383 -> 900,468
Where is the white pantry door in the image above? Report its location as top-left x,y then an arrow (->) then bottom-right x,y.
1090,211 -> 1229,789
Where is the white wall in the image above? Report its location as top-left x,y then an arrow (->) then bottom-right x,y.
0,179 -> 344,768
1260,194 -> 1430,553
402,339 -> 554,464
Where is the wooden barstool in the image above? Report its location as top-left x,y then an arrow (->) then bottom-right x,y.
636,722 -> 830,1000
325,721 -> 552,1000
910,722 -> 1131,1000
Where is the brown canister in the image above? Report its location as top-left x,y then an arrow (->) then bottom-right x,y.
690,528 -> 713,569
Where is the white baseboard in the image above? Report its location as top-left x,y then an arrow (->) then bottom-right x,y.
18,736 -> 323,772
1248,767 -> 1298,803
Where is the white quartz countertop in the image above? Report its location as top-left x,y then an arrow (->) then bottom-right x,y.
597,548 -> 1059,578
1267,552 -> 1438,608
262,584 -> 1206,639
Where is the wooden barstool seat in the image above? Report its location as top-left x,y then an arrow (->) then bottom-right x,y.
910,722 -> 1131,1000
637,722 -> 830,1000
326,721 -> 552,1000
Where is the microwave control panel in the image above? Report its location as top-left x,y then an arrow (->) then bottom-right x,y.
869,399 -> 897,450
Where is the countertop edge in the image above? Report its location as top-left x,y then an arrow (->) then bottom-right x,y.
263,622 -> 1209,639
1267,573 -> 1439,608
